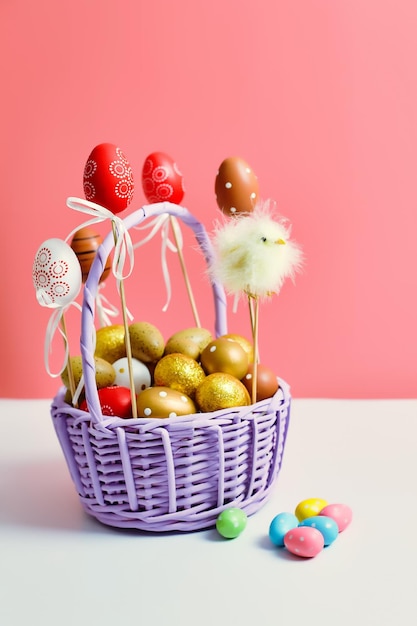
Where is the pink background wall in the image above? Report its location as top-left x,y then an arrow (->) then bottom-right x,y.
1,0 -> 416,399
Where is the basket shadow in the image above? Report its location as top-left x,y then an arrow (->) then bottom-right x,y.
0,458 -> 109,534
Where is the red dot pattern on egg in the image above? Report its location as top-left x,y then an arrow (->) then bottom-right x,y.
83,143 -> 134,214
141,152 -> 185,204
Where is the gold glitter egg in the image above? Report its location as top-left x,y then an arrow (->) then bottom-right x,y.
95,324 -> 126,363
219,333 -> 254,364
154,353 -> 206,398
200,338 -> 249,379
61,355 -> 115,389
136,386 -> 197,418
195,372 -> 251,413
129,321 -> 165,363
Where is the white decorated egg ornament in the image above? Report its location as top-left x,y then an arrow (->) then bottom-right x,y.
32,238 -> 82,308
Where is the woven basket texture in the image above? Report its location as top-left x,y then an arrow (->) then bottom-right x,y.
51,202 -> 291,532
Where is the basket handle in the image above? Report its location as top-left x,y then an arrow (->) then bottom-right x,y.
80,201 -> 228,425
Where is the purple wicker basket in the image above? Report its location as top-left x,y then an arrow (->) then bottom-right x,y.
51,202 -> 291,532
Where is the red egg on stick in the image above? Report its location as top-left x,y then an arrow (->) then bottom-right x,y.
83,143 -> 134,214
141,151 -> 201,328
82,143 -> 138,417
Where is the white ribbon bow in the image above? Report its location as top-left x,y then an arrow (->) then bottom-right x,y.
133,213 -> 183,312
66,197 -> 135,281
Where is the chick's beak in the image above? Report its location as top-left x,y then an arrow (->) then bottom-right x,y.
276,238 -> 286,245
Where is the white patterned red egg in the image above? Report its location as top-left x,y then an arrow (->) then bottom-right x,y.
32,238 -> 82,307
136,386 -> 196,419
284,526 -> 325,558
141,152 -> 185,204
83,143 -> 134,214
80,386 -> 133,419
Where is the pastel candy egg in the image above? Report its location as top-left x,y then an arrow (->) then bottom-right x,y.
320,503 -> 353,532
269,512 -> 299,547
216,508 -> 247,539
295,498 -> 328,522
112,357 -> 151,395
300,515 -> 339,546
32,238 -> 82,307
284,526 -> 325,558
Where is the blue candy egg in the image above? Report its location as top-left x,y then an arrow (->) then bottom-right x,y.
269,512 -> 299,546
299,515 -> 339,546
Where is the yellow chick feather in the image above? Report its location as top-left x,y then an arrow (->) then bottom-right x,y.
208,201 -> 303,299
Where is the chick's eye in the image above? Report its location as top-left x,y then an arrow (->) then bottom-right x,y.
260,236 -> 267,243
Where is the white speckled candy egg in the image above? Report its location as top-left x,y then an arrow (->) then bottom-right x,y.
32,238 -> 82,307
284,526 -> 324,558
112,357 -> 151,395
136,386 -> 197,418
300,515 -> 339,546
319,503 -> 353,532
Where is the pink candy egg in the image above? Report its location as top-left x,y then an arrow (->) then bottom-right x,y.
83,143 -> 134,214
141,152 -> 185,204
284,526 -> 325,558
32,238 -> 82,308
320,503 -> 353,532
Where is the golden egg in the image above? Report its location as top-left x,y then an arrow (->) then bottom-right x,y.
164,336 -> 200,360
129,321 -> 165,363
95,324 -> 126,363
61,355 -> 115,389
200,338 -> 249,379
136,386 -> 197,419
220,333 -> 254,364
195,373 -> 251,413
154,353 -> 206,398
166,327 -> 213,355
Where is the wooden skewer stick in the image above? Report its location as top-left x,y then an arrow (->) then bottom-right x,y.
112,222 -> 138,419
250,295 -> 260,404
169,215 -> 201,328
60,314 -> 77,407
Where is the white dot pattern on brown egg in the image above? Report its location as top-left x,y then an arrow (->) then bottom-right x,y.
225,182 -> 232,188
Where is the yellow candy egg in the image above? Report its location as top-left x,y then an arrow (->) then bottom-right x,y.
136,386 -> 197,418
154,353 -> 206,398
61,355 -> 115,390
94,324 -> 126,363
129,321 -> 165,363
195,372 -> 251,413
200,338 -> 249,379
295,498 -> 329,522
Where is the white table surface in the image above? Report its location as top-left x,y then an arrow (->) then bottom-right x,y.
1,397 -> 416,626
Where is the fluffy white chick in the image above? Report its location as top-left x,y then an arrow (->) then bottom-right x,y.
208,204 -> 303,299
